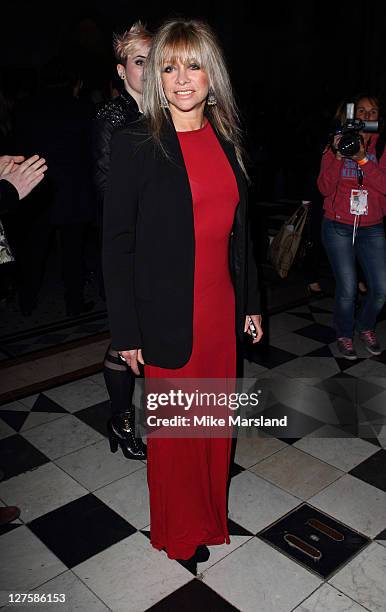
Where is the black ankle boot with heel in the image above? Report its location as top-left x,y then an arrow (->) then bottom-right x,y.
108,410 -> 147,460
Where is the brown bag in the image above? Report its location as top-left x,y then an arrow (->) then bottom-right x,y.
268,205 -> 309,279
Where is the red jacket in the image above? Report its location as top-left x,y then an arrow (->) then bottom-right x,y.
317,135 -> 386,226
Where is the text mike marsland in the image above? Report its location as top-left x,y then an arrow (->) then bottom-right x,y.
147,415 -> 288,427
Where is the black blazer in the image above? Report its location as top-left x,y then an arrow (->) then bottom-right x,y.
103,116 -> 260,368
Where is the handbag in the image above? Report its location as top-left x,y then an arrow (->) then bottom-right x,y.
268,204 -> 309,279
0,219 -> 15,264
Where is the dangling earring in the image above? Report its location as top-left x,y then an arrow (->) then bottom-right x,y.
207,88 -> 217,106
160,89 -> 169,109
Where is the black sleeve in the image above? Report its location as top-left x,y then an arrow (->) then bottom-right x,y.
93,117 -> 115,206
0,180 -> 19,214
246,210 -> 261,314
102,131 -> 142,351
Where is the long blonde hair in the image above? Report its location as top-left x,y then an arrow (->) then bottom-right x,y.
142,19 -> 247,175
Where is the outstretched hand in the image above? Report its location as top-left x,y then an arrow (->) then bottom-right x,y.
0,155 -> 25,177
1,155 -> 47,200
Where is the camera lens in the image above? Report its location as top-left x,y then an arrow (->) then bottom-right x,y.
338,134 -> 361,157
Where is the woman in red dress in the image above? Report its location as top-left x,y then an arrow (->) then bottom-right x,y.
103,18 -> 263,573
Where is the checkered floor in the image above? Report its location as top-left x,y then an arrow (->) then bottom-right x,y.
1,298 -> 386,611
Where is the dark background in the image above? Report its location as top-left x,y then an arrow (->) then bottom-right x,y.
2,2 -> 385,92
1,0 -> 385,331
1,0 -> 386,199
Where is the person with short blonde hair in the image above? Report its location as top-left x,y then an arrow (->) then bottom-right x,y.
103,18 -> 262,571
95,21 -> 153,200
94,22 -> 153,461
113,21 -> 152,63
113,21 -> 153,110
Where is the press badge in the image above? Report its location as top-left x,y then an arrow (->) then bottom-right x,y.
350,189 -> 368,216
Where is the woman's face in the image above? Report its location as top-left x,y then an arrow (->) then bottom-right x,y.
118,40 -> 151,96
355,97 -> 379,122
161,58 -> 209,114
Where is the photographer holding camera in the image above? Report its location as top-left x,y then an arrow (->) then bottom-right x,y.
318,93 -> 386,359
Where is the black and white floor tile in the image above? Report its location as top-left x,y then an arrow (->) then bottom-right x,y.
1,300 -> 386,611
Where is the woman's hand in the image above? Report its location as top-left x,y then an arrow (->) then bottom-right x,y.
244,315 -> 263,344
1,155 -> 47,200
333,135 -> 367,163
0,155 -> 25,177
332,135 -> 343,161
119,349 -> 145,375
350,139 -> 367,162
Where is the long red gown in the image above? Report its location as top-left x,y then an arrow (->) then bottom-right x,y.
145,121 -> 239,560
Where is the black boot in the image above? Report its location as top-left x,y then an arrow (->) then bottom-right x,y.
177,546 -> 210,575
108,410 -> 147,460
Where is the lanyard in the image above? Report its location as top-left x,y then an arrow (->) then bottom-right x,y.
352,139 -> 371,244
352,214 -> 360,245
357,166 -> 363,187
356,136 -> 370,188
352,163 -> 364,245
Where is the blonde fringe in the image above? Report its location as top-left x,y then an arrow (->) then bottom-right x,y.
142,19 -> 248,177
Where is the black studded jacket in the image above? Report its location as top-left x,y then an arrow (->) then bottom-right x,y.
93,90 -> 140,213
